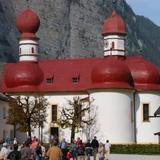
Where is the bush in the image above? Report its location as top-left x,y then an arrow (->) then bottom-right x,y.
111,144 -> 160,155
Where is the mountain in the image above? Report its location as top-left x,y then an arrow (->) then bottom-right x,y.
0,0 -> 160,66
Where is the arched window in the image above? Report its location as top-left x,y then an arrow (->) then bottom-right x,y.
31,47 -> 34,53
111,41 -> 115,49
19,48 -> 21,54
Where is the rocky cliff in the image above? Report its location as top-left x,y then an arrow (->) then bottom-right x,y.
0,0 -> 160,66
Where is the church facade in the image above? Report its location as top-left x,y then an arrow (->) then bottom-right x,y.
1,8 -> 160,144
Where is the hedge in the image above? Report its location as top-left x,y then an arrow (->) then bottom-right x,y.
111,144 -> 160,155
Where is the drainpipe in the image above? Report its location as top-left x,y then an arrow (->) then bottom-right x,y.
133,91 -> 137,143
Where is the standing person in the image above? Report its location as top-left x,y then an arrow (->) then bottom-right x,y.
104,140 -> 111,160
0,143 -> 10,160
7,144 -> 21,160
77,140 -> 85,160
13,138 -> 17,145
20,141 -> 34,160
59,138 -> 67,160
91,136 -> 99,160
47,140 -> 62,160
35,142 -> 42,160
41,143 -> 46,160
85,140 -> 92,160
98,143 -> 105,160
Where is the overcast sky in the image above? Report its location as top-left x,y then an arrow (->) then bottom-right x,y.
126,0 -> 160,26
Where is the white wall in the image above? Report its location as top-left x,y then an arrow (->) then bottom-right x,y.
90,90 -> 134,144
33,93 -> 89,143
135,93 -> 160,144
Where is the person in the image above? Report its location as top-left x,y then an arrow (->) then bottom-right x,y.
77,140 -> 85,160
69,140 -> 77,160
59,138 -> 67,160
13,138 -> 17,145
47,140 -> 62,160
91,136 -> 99,160
85,140 -> 92,160
0,143 -> 10,160
7,144 -> 21,160
41,143 -> 46,160
20,141 -> 34,160
35,142 -> 42,160
104,140 -> 111,160
98,143 -> 105,160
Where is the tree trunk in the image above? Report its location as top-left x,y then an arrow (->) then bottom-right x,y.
13,123 -> 16,138
27,118 -> 31,138
71,125 -> 76,143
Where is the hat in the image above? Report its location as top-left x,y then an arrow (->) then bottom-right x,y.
3,142 -> 8,147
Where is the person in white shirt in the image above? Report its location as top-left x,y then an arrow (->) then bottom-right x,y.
0,143 -> 10,160
104,140 -> 111,160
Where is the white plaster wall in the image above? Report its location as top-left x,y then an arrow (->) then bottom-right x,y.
104,35 -> 125,56
90,90 -> 134,144
0,100 -> 26,143
19,39 -> 38,61
34,93 -> 89,143
135,93 -> 160,144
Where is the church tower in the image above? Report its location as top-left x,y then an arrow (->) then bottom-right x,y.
102,11 -> 126,56
16,9 -> 40,61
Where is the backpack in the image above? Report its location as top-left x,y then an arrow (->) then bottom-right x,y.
7,151 -> 20,160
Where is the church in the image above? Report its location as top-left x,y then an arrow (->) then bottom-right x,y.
1,7 -> 160,144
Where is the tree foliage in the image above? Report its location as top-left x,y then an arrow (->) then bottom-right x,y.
7,96 -> 48,137
57,96 -> 96,142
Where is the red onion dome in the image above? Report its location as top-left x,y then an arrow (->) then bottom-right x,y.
102,10 -> 126,36
126,56 -> 160,90
4,62 -> 43,88
91,56 -> 133,89
16,9 -> 40,38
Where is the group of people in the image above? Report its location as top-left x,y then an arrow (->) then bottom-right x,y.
0,136 -> 111,160
0,137 -> 45,160
47,136 -> 111,160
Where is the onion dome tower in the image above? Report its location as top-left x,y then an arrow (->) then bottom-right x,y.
102,10 -> 126,56
16,8 -> 40,61
4,8 -> 43,90
91,10 -> 132,89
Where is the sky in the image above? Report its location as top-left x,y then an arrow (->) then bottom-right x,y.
126,0 -> 160,26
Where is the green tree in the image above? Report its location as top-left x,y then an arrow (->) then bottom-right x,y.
7,96 -> 48,138
57,96 -> 95,142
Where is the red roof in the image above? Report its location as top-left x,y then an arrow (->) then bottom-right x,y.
1,55 -> 160,94
16,8 -> 40,39
126,56 -> 160,91
102,10 -> 126,36
0,57 -> 132,93
91,56 -> 133,89
4,62 -> 43,90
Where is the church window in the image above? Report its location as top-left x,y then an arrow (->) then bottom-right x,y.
46,76 -> 54,84
31,47 -> 34,53
19,48 -> 21,54
72,74 -> 80,83
143,103 -> 149,122
52,105 -> 57,122
111,41 -> 115,49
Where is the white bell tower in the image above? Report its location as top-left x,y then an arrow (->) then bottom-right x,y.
16,8 -> 40,62
104,34 -> 125,56
102,11 -> 126,57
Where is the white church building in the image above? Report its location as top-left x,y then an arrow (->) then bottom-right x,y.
1,8 -> 160,144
